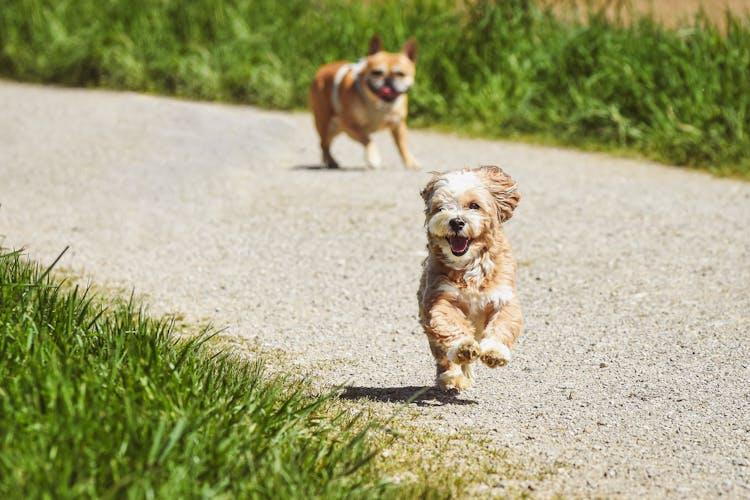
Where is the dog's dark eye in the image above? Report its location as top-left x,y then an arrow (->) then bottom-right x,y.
469,202 -> 480,210
393,70 -> 405,77
370,69 -> 384,77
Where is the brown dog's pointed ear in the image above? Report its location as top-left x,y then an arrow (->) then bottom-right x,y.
367,35 -> 382,55
479,165 -> 520,223
402,38 -> 418,62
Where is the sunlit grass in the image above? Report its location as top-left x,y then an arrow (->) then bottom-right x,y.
0,248 -> 417,498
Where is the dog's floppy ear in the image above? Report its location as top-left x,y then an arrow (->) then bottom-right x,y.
420,172 -> 441,205
367,35 -> 382,55
402,38 -> 418,62
480,165 -> 520,223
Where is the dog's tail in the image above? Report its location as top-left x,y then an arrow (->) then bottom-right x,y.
461,363 -> 475,382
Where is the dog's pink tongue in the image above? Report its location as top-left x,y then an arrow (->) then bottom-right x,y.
379,86 -> 397,99
449,236 -> 469,253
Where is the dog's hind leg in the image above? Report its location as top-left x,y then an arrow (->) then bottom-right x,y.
310,82 -> 340,168
321,118 -> 342,168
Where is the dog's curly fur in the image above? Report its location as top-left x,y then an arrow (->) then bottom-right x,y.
417,166 -> 523,391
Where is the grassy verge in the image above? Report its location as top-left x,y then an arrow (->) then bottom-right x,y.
0,247 -> 548,497
0,248 -> 417,498
2,0 -> 749,177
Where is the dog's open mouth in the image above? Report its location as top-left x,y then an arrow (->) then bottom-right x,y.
368,81 -> 402,102
447,235 -> 471,256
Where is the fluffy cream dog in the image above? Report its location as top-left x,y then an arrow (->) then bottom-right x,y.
418,166 -> 523,391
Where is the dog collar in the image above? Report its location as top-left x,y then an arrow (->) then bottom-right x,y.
331,58 -> 367,115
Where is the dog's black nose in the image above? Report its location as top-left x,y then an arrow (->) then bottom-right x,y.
449,218 -> 465,231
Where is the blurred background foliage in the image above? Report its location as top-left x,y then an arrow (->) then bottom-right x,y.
2,0 -> 749,176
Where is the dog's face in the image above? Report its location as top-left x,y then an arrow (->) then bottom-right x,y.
421,166 -> 520,268
361,35 -> 417,103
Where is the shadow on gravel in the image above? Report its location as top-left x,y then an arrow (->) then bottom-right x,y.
291,164 -> 369,171
339,385 -> 478,406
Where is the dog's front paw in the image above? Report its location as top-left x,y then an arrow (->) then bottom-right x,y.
437,368 -> 472,391
479,338 -> 511,368
404,155 -> 421,170
365,142 -> 382,169
447,337 -> 480,365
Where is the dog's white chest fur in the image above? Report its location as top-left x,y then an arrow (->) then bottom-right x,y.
440,282 -> 514,335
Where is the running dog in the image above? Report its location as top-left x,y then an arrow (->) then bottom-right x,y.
309,35 -> 419,169
418,166 -> 523,391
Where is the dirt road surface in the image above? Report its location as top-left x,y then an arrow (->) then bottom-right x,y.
547,0 -> 750,29
1,81 -> 749,497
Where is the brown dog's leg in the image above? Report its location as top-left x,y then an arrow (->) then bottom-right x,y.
310,82 -> 340,168
479,295 -> 523,368
390,121 -> 419,169
345,127 -> 380,169
321,118 -> 341,168
422,298 -> 479,391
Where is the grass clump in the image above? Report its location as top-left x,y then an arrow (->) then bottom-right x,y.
0,248 -> 413,498
2,0 -> 750,176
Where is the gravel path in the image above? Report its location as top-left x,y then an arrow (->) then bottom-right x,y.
2,81 -> 749,498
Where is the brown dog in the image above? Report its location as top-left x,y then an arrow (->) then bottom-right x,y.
309,35 -> 419,169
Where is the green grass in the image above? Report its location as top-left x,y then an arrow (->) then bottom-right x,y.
0,247 -> 423,498
0,247 -> 546,497
1,0 -> 750,176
